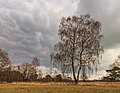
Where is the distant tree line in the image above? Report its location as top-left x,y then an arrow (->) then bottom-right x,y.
0,49 -> 72,83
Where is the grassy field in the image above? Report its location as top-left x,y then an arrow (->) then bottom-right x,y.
0,82 -> 120,93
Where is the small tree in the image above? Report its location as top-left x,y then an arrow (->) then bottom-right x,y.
18,63 -> 36,81
51,14 -> 103,84
0,49 -> 11,83
18,57 -> 40,81
104,55 -> 120,81
0,49 -> 11,71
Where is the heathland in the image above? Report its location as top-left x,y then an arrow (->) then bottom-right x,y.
0,82 -> 120,93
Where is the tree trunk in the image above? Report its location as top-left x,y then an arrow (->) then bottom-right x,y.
74,78 -> 78,84
72,30 -> 78,84
72,62 -> 78,84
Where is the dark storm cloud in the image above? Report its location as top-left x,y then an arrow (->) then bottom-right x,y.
0,0 -> 76,66
0,0 -> 52,65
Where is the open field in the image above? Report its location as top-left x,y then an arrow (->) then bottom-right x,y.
0,82 -> 120,93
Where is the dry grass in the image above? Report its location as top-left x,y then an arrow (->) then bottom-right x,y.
0,82 -> 120,93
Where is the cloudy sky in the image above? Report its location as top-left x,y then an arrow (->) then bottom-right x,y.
0,0 -> 120,79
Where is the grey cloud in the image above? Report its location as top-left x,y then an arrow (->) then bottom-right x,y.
0,0 -> 76,66
76,0 -> 120,49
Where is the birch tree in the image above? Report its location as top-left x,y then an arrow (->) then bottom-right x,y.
51,14 -> 103,84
